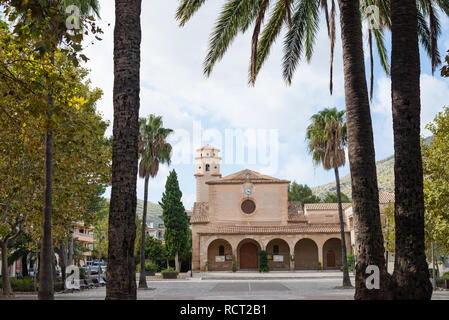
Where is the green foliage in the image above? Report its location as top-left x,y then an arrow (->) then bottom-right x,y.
138,114 -> 173,180
145,262 -> 158,273
288,182 -> 320,203
442,271 -> 449,280
422,107 -> 449,256
258,250 -> 269,273
347,253 -> 355,272
79,267 -> 87,280
306,107 -> 347,170
321,192 -> 351,203
317,261 -> 322,270
382,202 -> 395,254
232,256 -> 237,273
0,277 -> 34,292
160,170 -> 190,259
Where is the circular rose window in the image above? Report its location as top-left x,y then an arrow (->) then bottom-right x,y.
241,199 -> 256,214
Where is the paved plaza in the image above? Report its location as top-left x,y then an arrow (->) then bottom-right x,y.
6,271 -> 449,300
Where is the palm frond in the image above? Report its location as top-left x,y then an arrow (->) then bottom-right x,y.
250,0 -> 270,85
282,0 -> 318,84
176,0 -> 207,26
304,0 -> 320,62
204,0 -> 255,77
251,0 -> 290,84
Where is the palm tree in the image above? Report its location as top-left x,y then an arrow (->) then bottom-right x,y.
106,0 -> 142,300
306,107 -> 351,287
390,0 -> 433,299
176,0 -> 390,299
137,115 -> 173,289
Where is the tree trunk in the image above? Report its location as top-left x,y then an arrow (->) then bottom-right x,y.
390,0 -> 433,300
59,244 -> 67,288
106,0 -> 142,300
334,167 -> 352,287
337,0 -> 391,299
175,252 -> 180,272
138,176 -> 149,289
38,111 -> 54,300
1,241 -> 13,296
21,252 -> 29,278
68,236 -> 73,266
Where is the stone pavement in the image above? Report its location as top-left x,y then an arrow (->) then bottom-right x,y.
5,272 -> 449,300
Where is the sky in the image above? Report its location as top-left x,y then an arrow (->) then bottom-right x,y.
82,1 -> 449,210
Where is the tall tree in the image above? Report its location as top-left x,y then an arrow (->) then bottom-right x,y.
390,0 -> 433,299
336,0 -> 390,299
288,182 -> 321,203
176,0 -> 391,298
322,192 -> 351,203
106,0 -> 142,300
137,115 -> 173,288
160,170 -> 189,272
0,0 -> 101,300
306,107 -> 351,287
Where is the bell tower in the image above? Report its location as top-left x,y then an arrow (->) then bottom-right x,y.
195,145 -> 222,202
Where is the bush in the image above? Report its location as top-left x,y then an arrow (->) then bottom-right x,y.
145,262 -> 158,273
317,261 -> 322,270
347,253 -> 355,272
232,257 -> 237,273
161,268 -> 179,275
258,250 -> 269,273
0,277 -> 35,292
442,271 -> 449,280
79,267 -> 87,280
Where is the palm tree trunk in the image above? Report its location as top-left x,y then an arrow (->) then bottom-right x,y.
1,240 -> 13,296
390,0 -> 433,300
337,0 -> 391,299
106,0 -> 142,300
334,166 -> 352,287
139,176 -> 149,289
38,111 -> 54,300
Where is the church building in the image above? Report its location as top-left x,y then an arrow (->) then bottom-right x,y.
190,145 -> 394,271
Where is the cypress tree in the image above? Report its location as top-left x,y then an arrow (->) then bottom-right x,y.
159,170 -> 189,271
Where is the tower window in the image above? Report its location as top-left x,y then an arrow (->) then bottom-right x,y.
206,164 -> 210,172
219,245 -> 225,256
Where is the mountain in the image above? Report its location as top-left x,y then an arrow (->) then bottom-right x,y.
311,136 -> 434,200
136,199 -> 164,227
312,156 -> 395,200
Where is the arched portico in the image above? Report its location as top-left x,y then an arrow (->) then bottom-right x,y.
237,239 -> 261,270
323,238 -> 342,269
266,239 -> 290,270
294,238 -> 319,270
207,239 -> 233,271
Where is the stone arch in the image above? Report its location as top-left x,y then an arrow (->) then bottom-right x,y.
207,239 -> 233,271
294,238 -> 319,270
237,238 -> 261,270
323,238 -> 342,269
266,239 -> 290,270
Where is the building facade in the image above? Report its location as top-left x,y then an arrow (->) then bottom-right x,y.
190,145 -> 365,272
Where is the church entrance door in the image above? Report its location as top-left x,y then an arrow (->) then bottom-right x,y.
240,242 -> 258,269
327,250 -> 336,268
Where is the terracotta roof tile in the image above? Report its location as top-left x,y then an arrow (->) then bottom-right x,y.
198,224 -> 348,235
379,192 -> 395,204
207,169 -> 290,185
304,203 -> 352,211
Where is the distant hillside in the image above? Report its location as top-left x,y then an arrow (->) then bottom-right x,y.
312,156 -> 395,200
136,199 -> 164,227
